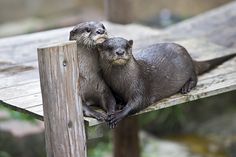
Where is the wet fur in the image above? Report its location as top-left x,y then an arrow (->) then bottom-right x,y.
98,37 -> 236,128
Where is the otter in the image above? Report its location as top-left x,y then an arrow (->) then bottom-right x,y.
69,21 -> 116,121
98,37 -> 236,128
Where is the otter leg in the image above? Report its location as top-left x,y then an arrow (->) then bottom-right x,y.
101,90 -> 117,115
180,73 -> 197,94
83,104 -> 106,121
107,96 -> 143,129
107,109 -> 129,129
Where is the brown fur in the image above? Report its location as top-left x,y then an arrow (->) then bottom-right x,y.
69,21 -> 116,121
98,37 -> 236,128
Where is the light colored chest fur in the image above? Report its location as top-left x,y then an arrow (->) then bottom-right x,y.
103,61 -> 139,101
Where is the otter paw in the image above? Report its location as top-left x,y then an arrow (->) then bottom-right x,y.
107,109 -> 116,116
93,112 -> 106,122
180,76 -> 197,94
180,81 -> 195,94
107,110 -> 125,129
180,85 -> 191,94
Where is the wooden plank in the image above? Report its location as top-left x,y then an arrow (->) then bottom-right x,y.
0,61 -> 37,78
0,38 -> 235,126
38,41 -> 87,157
139,72 -> 236,115
0,69 -> 39,88
0,81 -> 40,101
0,22 -> 160,65
0,22 -> 160,90
5,93 -> 42,109
3,64 -> 236,112
0,27 -> 71,64
2,62 -> 235,126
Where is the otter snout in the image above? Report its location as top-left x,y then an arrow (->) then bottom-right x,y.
115,50 -> 125,56
112,49 -> 130,65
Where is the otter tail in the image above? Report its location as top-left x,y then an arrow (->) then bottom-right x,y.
194,53 -> 236,75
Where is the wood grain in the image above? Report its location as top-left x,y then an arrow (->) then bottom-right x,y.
37,41 -> 87,157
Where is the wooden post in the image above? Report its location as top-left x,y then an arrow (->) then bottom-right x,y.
37,41 -> 87,157
104,0 -> 134,24
114,117 -> 140,157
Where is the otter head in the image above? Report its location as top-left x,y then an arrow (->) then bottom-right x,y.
69,21 -> 108,48
98,37 -> 133,66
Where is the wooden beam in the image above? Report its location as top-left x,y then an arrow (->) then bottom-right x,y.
37,41 -> 87,157
114,117 -> 140,157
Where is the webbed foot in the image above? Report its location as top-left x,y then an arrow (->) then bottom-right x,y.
180,75 -> 197,94
106,110 -> 127,129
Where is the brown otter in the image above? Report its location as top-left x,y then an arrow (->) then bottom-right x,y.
69,21 -> 116,121
98,37 -> 236,128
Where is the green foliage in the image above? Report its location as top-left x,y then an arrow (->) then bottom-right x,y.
0,151 -> 11,157
0,104 -> 36,123
139,104 -> 187,134
88,141 -> 112,157
140,105 -> 186,124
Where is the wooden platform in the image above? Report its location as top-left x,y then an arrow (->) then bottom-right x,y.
0,2 -> 236,126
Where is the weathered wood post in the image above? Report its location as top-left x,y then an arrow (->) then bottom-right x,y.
114,117 -> 140,157
37,41 -> 87,157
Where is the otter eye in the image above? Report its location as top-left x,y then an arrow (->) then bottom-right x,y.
126,44 -> 131,49
85,27 -> 91,33
101,25 -> 105,30
106,46 -> 113,51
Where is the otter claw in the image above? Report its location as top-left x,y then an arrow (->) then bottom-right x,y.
107,110 -> 126,128
93,112 -> 106,121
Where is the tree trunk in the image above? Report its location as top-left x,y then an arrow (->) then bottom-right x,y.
104,0 -> 133,24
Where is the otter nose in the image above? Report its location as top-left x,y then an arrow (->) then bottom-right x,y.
116,50 -> 125,56
96,28 -> 105,35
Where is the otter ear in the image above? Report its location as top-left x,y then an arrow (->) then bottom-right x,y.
69,29 -> 76,40
128,40 -> 133,47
